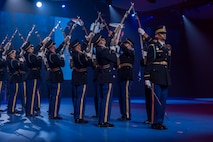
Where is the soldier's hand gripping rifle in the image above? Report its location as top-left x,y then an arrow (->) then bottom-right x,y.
111,2 -> 134,46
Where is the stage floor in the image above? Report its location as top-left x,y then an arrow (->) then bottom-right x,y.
0,97 -> 213,142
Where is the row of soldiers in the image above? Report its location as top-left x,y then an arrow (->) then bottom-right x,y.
0,6 -> 171,129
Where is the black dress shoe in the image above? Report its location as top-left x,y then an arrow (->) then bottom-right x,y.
25,114 -> 34,117
75,119 -> 88,123
98,122 -> 114,128
117,117 -> 131,121
151,123 -> 167,130
92,115 -> 98,118
143,120 -> 151,124
49,116 -> 62,120
159,123 -> 168,130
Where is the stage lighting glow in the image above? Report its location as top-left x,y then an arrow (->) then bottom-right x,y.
62,4 -> 65,8
36,1 -> 42,8
131,13 -> 135,17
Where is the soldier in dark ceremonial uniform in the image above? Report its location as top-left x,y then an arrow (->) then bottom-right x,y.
144,25 -> 171,130
91,33 -> 117,127
138,28 -> 157,124
117,38 -> 135,121
5,48 -> 25,114
45,39 -> 65,119
0,48 -> 7,112
15,48 -> 28,112
70,40 -> 93,123
22,42 -> 42,116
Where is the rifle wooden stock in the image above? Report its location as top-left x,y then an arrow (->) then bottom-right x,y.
132,6 -> 145,63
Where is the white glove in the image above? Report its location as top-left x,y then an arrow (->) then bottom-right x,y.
2,55 -> 6,60
37,51 -> 43,57
60,54 -> 65,59
110,46 -> 116,52
143,51 -> 147,59
116,53 -> 120,58
64,35 -> 71,43
115,45 -> 120,54
85,52 -> 92,58
90,22 -> 101,34
19,57 -> 25,62
145,80 -> 151,88
42,37 -> 51,44
138,28 -> 145,35
92,54 -> 96,60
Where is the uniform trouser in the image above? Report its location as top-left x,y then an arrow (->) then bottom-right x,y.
93,82 -> 98,116
151,84 -> 168,124
48,82 -> 62,118
25,79 -> 40,116
144,85 -> 152,121
0,81 -> 3,107
97,83 -> 113,123
73,84 -> 87,120
118,80 -> 133,119
20,82 -> 26,109
35,85 -> 41,112
7,82 -> 21,113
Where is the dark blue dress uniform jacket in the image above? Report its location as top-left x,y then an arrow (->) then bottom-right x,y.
118,45 -> 135,81
46,51 -> 65,83
71,51 -> 93,85
24,52 -> 42,80
144,41 -> 171,86
95,46 -> 117,84
7,57 -> 24,83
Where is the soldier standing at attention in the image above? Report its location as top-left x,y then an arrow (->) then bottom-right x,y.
144,25 -> 171,130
